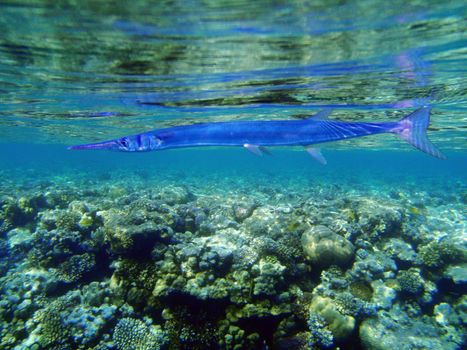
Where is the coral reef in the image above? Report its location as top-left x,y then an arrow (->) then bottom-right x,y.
0,174 -> 465,349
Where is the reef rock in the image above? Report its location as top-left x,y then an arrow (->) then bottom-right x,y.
353,198 -> 403,240
381,238 -> 417,265
158,186 -> 194,205
444,264 -> 467,285
301,225 -> 355,268
7,228 -> 33,251
360,304 -> 464,350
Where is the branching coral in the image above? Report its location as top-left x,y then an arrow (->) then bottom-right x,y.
34,309 -> 69,347
418,241 -> 462,268
334,292 -> 365,317
307,313 -> 334,348
56,253 -> 96,283
1,198 -> 36,228
113,318 -> 166,350
397,269 -> 424,295
55,210 -> 81,231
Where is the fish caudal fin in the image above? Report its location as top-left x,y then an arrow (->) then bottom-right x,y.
391,107 -> 446,159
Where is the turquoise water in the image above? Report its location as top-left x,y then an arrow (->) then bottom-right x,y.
0,1 -> 466,349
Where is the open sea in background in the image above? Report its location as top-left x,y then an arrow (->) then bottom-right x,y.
0,1 -> 465,349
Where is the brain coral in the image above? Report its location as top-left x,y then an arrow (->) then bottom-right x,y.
301,225 -> 355,268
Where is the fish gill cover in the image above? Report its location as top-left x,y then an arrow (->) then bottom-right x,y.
0,1 -> 466,350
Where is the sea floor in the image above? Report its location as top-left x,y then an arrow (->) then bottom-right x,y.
0,153 -> 466,349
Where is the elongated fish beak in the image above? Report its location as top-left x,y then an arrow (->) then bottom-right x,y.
68,140 -> 119,150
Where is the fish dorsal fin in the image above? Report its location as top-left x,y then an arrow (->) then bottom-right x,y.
305,147 -> 327,165
307,109 -> 333,121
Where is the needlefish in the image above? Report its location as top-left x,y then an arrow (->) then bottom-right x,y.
69,107 -> 445,163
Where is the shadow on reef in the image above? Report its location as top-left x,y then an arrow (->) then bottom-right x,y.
162,292 -> 229,350
0,178 -> 465,349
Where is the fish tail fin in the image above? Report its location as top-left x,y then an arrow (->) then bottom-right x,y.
391,107 -> 446,159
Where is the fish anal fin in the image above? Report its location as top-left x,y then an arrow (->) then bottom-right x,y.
244,144 -> 271,156
305,147 -> 327,165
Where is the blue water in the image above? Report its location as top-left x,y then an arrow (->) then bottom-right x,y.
1,144 -> 466,186
0,1 -> 466,349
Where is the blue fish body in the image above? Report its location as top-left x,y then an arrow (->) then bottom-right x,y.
69,107 -> 445,160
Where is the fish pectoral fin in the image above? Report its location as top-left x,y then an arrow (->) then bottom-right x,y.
305,147 -> 327,165
244,144 -> 271,156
